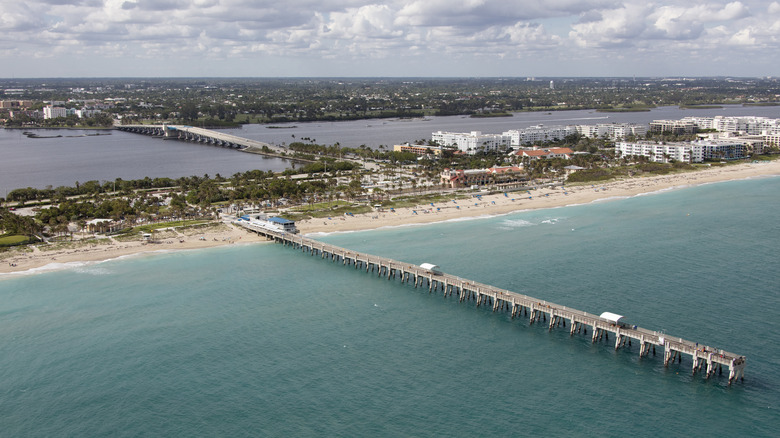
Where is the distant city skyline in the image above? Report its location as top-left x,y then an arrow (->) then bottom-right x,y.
1,0 -> 778,78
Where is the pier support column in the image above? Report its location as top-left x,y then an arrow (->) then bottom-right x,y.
706,357 -> 715,379
664,343 -> 673,366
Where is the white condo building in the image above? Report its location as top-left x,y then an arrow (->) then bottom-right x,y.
502,125 -> 576,146
650,115 -> 780,147
434,122 -> 649,152
653,116 -> 780,136
431,131 -> 511,154
75,108 -> 102,118
43,105 -> 67,119
616,140 -> 747,163
575,123 -> 647,139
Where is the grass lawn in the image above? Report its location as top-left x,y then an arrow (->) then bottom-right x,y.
0,234 -> 32,247
133,219 -> 211,233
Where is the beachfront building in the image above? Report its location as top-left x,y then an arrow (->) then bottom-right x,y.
699,139 -> 748,161
575,123 -> 647,139
436,123 -> 647,152
616,141 -> 702,163
393,143 -> 442,156
651,116 -> 780,136
763,132 -> 780,148
440,166 -> 524,188
502,125 -> 577,146
649,119 -> 697,134
679,116 -> 780,135
616,139 -> 746,163
431,131 -> 511,154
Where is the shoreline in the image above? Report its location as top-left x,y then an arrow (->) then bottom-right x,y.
0,223 -> 268,277
294,160 -> 780,235
2,160 -> 779,276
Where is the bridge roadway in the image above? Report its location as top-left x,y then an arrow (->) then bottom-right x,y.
239,222 -> 747,384
115,124 -> 286,155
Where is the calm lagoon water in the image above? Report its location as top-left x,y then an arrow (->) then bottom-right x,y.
1,176 -> 779,436
3,104 -> 778,195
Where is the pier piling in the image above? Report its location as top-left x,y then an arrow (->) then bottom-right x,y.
236,224 -> 747,384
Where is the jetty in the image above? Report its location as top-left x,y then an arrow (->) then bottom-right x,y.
238,223 -> 747,384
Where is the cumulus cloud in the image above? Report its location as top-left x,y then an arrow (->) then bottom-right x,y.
0,0 -> 777,76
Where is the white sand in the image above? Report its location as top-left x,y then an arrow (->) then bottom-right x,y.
3,160 -> 778,276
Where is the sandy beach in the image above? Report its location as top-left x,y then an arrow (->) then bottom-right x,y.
0,223 -> 267,275
296,160 -> 780,234
2,160 -> 779,276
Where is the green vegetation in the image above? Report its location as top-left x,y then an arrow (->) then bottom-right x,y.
382,193 -> 468,209
133,220 -> 211,233
291,200 -> 351,212
286,204 -> 372,221
3,77 -> 780,248
0,234 -> 33,247
4,77 -> 780,127
566,161 -> 697,183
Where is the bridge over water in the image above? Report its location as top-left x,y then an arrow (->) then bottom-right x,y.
116,124 -> 286,156
237,221 -> 747,385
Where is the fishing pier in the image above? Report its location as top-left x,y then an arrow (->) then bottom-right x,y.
239,223 -> 747,384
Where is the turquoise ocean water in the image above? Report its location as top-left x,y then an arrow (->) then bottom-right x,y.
1,176 -> 779,436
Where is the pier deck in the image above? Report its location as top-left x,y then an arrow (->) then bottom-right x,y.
239,222 -> 747,384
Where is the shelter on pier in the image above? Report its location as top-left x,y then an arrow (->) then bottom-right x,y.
600,312 -> 626,326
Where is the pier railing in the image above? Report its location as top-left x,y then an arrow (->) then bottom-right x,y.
239,223 -> 746,384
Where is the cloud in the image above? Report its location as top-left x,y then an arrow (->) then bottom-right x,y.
0,0 -> 778,77
0,3 -> 48,33
569,4 -> 649,48
396,0 -> 616,27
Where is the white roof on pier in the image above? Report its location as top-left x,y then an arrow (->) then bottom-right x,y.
600,312 -> 624,324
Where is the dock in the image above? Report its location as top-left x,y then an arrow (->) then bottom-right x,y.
239,222 -> 747,384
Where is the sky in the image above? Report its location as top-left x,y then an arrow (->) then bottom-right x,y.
1,0 -> 778,78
